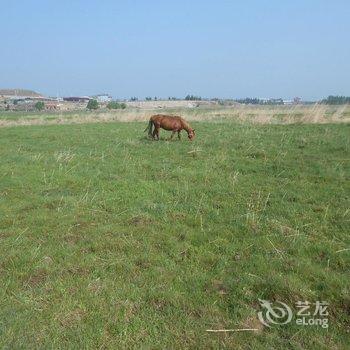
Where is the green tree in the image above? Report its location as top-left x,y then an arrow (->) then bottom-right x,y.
35,101 -> 45,111
87,99 -> 99,110
106,101 -> 126,109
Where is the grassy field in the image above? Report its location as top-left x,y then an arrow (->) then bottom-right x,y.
0,120 -> 349,348
1,103 -> 349,127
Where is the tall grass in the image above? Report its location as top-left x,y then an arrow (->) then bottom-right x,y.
0,104 -> 349,127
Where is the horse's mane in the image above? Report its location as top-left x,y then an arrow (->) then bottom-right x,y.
178,116 -> 191,131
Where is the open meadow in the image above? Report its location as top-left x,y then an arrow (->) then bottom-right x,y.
0,109 -> 349,348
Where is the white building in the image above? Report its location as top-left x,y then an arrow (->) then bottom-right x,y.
93,94 -> 112,103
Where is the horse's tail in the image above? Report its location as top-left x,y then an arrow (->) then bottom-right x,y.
144,119 -> 153,137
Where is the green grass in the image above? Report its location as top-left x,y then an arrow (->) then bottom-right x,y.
0,121 -> 349,348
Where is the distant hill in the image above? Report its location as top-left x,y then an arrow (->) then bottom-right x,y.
0,89 -> 43,97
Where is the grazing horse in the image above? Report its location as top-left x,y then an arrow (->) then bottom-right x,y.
144,114 -> 196,141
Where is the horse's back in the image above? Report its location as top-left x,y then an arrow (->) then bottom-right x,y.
150,114 -> 183,130
151,114 -> 179,119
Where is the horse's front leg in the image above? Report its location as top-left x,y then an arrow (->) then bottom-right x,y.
177,131 -> 181,140
170,131 -> 176,140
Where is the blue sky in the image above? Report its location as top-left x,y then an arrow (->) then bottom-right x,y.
1,0 -> 349,99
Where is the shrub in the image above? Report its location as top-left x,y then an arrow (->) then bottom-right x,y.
35,101 -> 45,111
87,99 -> 99,110
107,101 -> 126,110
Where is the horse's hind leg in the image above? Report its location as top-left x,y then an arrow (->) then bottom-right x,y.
177,131 -> 181,140
152,128 -> 157,140
154,127 -> 160,140
170,131 -> 176,140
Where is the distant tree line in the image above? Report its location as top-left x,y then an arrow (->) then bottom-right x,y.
145,96 -> 160,101
185,95 -> 202,101
235,98 -> 261,105
234,98 -> 284,105
134,96 -> 204,101
86,99 -> 127,110
143,95 -> 203,101
321,96 -> 350,105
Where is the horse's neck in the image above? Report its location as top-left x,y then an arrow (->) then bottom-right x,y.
181,119 -> 191,132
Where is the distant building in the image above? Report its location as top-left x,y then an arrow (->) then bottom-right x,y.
93,94 -> 112,103
269,98 -> 284,105
258,98 -> 268,103
257,98 -> 284,105
63,96 -> 91,102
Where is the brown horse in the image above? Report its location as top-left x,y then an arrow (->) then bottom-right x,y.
145,114 -> 196,141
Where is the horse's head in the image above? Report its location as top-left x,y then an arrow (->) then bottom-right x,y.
188,129 -> 196,141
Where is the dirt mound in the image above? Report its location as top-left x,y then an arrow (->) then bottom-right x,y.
0,89 -> 43,97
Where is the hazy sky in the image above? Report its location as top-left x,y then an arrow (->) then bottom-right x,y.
1,0 -> 349,100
